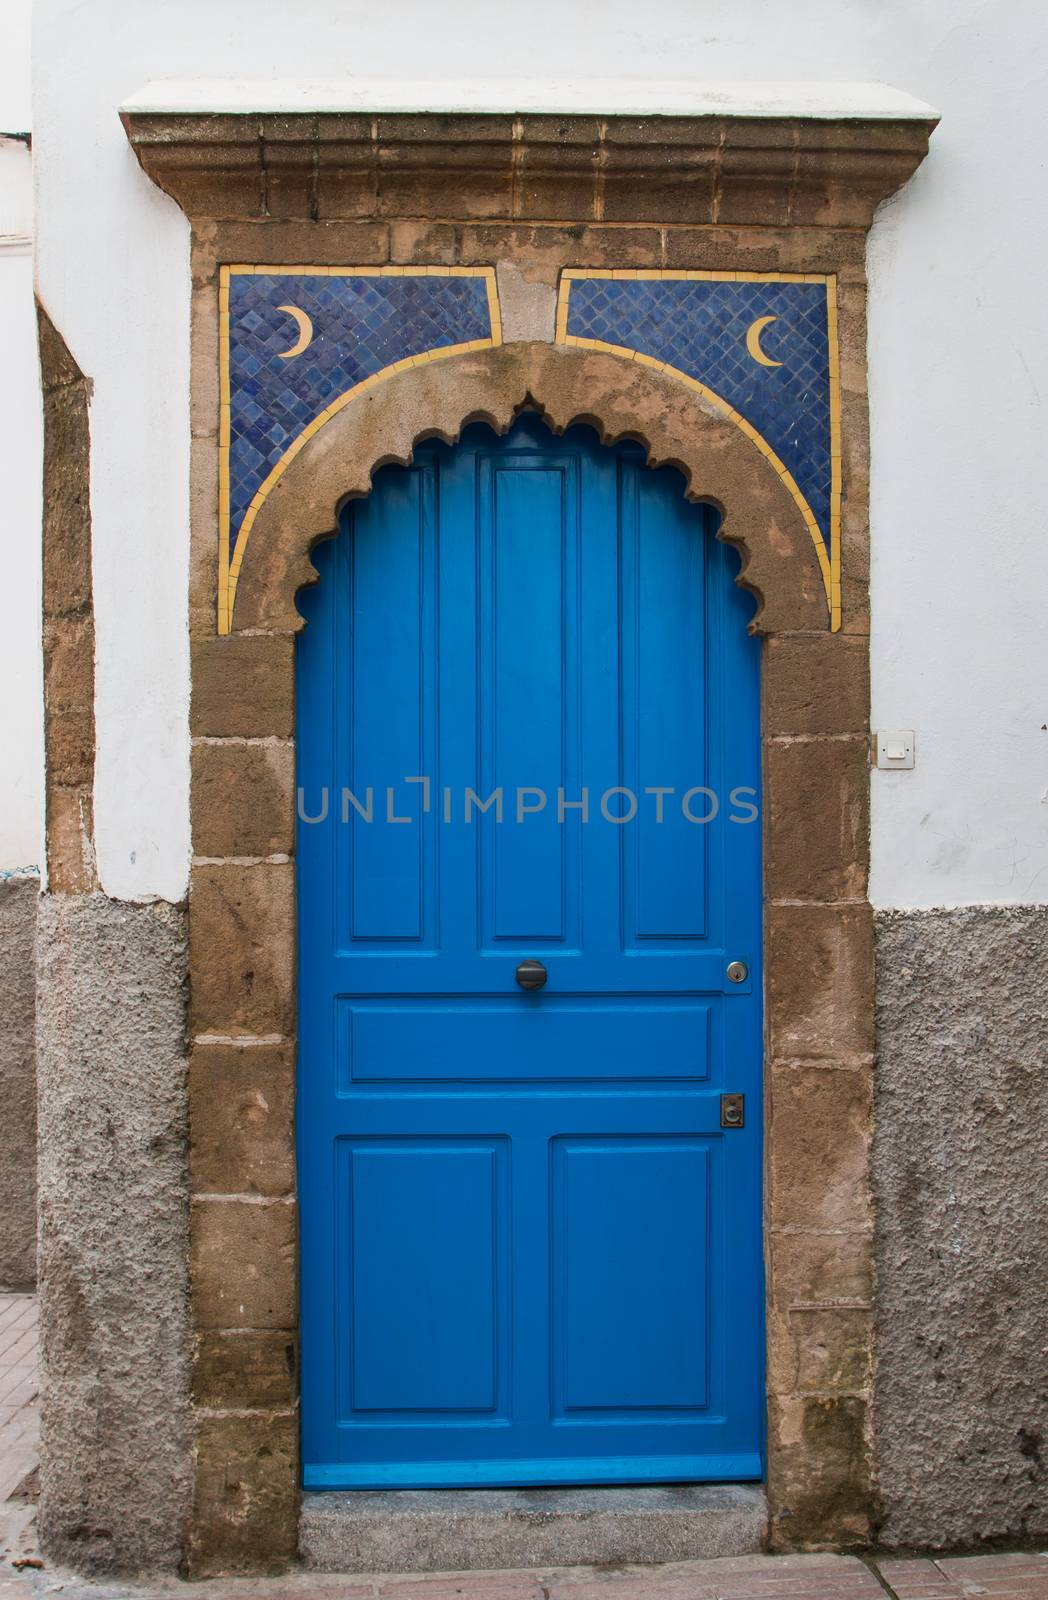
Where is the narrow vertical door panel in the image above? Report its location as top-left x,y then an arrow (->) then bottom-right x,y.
339,1140 -> 507,1417
552,1138 -> 710,1414
297,417 -> 763,1489
621,459 -> 709,942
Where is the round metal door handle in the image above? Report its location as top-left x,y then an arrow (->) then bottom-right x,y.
515,959 -> 548,991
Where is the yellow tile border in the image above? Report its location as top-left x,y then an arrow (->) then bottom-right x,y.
555,270 -> 842,630
218,265 -> 501,635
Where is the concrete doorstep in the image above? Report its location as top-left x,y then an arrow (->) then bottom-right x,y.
300,1484 -> 768,1572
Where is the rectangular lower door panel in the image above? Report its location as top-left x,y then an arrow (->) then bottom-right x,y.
552,1138 -> 710,1416
337,1138 -> 509,1418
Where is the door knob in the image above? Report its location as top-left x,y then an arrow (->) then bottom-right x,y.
515,959 -> 548,991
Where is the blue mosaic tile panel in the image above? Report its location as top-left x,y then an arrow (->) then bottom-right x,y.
227,272 -> 494,549
565,277 -> 832,553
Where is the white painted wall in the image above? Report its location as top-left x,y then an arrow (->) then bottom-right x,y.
0,0 -> 43,874
31,0 -> 1048,908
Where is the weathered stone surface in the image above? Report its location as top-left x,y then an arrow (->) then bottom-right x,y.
35,894 -> 191,1576
189,861 -> 295,1036
37,303 -> 97,894
42,613 -> 95,715
45,709 -> 95,789
874,906 -> 1048,1548
39,375 -> 92,618
191,635 -> 295,738
763,634 -> 869,737
661,224 -> 867,273
768,1394 -> 872,1549
0,876 -> 38,1290
766,902 -> 875,1060
301,1485 -> 767,1572
189,1041 -> 294,1198
495,259 -> 557,342
764,737 -> 869,902
193,1329 -> 297,1409
44,787 -> 96,896
123,108 -> 936,228
781,1306 -> 873,1394
769,1229 -> 873,1310
460,223 -> 663,269
191,1196 -> 296,1329
188,1410 -> 298,1577
389,219 -> 457,263
195,219 -> 391,280
767,1065 -> 873,1232
191,739 -> 294,859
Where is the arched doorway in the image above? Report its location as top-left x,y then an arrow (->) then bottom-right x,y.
295,415 -> 763,1489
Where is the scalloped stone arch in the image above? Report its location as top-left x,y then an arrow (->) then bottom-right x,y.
233,340 -> 830,637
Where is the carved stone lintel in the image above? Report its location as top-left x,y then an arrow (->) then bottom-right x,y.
120,108 -> 937,229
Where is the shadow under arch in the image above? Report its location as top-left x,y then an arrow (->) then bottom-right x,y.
233,340 -> 830,638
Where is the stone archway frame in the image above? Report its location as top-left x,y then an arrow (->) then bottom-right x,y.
187,338 -> 873,1569
115,94 -> 936,1576
234,340 -> 829,634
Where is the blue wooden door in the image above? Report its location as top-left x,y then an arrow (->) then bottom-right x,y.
297,416 -> 763,1490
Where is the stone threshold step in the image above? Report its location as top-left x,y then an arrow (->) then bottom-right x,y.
300,1484 -> 767,1573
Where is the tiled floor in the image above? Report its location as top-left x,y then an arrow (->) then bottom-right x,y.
0,1296 -> 37,1503
0,1294 -> 38,1574
1,1308 -> 1047,1600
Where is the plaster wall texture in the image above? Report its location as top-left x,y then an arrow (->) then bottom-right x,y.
873,906 -> 1048,1548
34,893 -> 192,1576
0,137 -> 43,876
0,0 -> 31,135
30,0 -> 1048,909
0,875 -> 38,1290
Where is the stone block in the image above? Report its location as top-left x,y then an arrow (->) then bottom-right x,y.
767,1394 -> 872,1548
191,739 -> 294,859
193,1329 -> 297,1409
765,737 -> 869,902
763,634 -> 869,737
187,1410 -> 298,1576
191,634 -> 295,739
189,1040 -> 294,1197
189,861 -> 295,1037
191,1196 -> 296,1329
769,1229 -> 873,1310
767,1065 -> 873,1232
766,902 -> 875,1060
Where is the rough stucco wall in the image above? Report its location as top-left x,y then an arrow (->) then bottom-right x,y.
873,907 -> 1048,1548
35,893 -> 192,1575
0,875 -> 38,1289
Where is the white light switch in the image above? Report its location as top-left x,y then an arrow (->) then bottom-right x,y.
876,730 -> 915,770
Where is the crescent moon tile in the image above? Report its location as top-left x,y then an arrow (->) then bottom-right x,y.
561,275 -> 835,564
225,270 -> 498,571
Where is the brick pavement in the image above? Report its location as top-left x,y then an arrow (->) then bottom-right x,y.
1,1305 -> 1047,1600
0,1294 -> 37,1572
2,1546 -> 1047,1600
